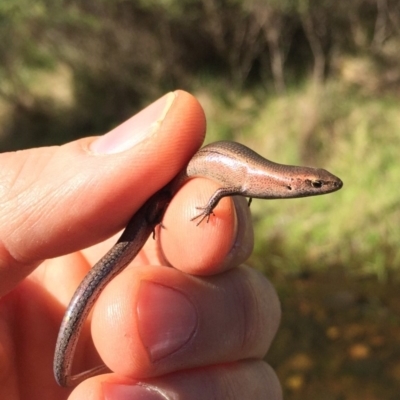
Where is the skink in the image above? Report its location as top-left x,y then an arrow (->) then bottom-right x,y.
54,140 -> 343,386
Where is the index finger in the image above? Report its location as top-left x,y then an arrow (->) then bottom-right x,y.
159,177 -> 254,275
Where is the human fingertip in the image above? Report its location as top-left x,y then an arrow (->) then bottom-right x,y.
103,383 -> 166,400
137,281 -> 198,362
90,92 -> 176,154
226,196 -> 254,264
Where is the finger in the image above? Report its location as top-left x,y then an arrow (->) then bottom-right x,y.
69,360 -> 282,400
0,90 -> 206,296
90,264 -> 281,379
159,177 -> 254,275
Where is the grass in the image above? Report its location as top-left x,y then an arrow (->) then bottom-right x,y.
195,80 -> 400,279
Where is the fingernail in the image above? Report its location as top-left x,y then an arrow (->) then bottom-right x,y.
103,383 -> 168,400
137,281 -> 198,362
90,92 -> 176,154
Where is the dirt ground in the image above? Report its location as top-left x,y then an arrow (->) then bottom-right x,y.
266,270 -> 400,400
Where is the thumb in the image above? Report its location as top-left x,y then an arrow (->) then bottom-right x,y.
0,90 -> 206,296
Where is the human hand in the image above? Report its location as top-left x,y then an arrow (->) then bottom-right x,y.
0,90 -> 282,399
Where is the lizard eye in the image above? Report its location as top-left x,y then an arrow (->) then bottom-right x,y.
311,180 -> 323,188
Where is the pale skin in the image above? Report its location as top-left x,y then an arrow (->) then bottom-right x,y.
0,91 -> 282,399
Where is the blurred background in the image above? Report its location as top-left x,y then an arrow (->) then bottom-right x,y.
1,0 -> 399,398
